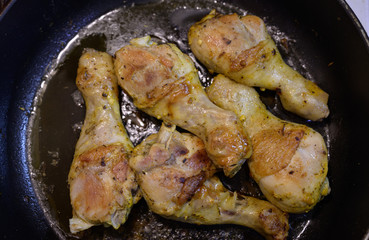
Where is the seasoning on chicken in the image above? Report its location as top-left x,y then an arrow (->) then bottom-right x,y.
114,36 -> 252,177
188,10 -> 329,121
68,49 -> 141,233
130,123 -> 289,240
207,74 -> 330,213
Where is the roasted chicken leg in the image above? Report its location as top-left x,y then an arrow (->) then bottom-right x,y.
130,123 -> 289,240
68,49 -> 141,233
207,74 -> 330,213
188,10 -> 329,121
115,36 -> 252,177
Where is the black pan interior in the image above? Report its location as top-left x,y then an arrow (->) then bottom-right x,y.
1,0 -> 369,239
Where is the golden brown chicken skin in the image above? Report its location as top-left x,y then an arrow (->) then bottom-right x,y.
115,36 -> 252,177
188,10 -> 329,121
68,49 -> 141,233
130,123 -> 289,240
207,75 -> 330,213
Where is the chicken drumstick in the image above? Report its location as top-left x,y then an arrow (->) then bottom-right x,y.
115,36 -> 252,177
188,10 -> 329,121
68,49 -> 141,233
130,123 -> 289,240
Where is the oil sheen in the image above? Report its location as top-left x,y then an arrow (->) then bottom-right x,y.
28,0 -> 328,239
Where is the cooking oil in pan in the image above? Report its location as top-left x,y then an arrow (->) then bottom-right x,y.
27,0 -> 329,239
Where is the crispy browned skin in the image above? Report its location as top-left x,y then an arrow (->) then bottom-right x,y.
115,36 -> 252,177
251,128 -> 304,178
189,10 -> 329,121
68,49 -> 141,233
130,123 -> 289,240
130,123 -> 217,214
207,75 -> 330,213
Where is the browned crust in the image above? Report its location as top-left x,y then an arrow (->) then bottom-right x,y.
71,145 -> 129,182
176,146 -> 215,205
250,127 -> 305,179
76,144 -> 127,164
230,43 -> 265,72
206,125 -> 250,171
259,208 -> 289,240
177,172 -> 207,205
184,148 -> 214,172
166,82 -> 191,111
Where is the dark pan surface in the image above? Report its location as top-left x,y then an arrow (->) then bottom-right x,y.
1,0 -> 369,239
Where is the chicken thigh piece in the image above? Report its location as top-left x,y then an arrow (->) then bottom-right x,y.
207,74 -> 330,213
68,49 -> 141,233
188,10 -> 329,121
115,36 -> 252,177
130,123 -> 289,240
